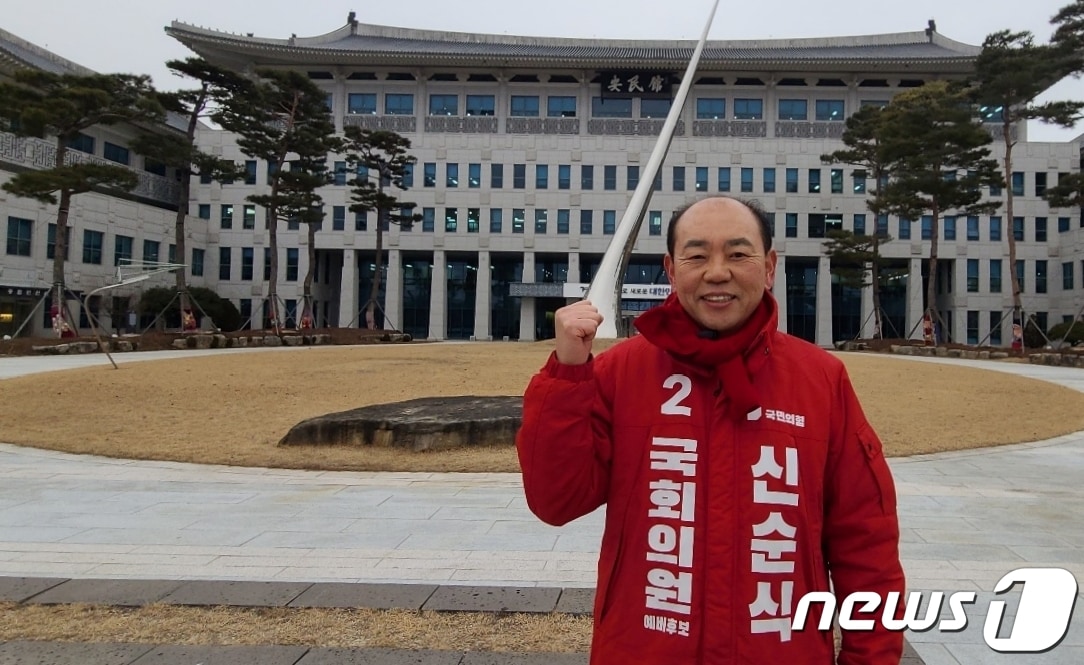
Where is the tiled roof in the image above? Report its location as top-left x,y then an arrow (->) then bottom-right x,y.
0,27 -> 93,76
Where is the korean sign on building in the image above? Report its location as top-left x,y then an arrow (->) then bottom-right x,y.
599,71 -> 674,99
563,283 -> 672,300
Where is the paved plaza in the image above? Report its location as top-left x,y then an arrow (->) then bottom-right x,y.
0,348 -> 1082,664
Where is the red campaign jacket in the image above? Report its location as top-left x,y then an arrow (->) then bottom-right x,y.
516,307 -> 905,665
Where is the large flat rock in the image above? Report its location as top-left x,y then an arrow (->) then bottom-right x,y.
279,396 -> 522,451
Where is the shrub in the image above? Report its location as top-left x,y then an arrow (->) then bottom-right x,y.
137,287 -> 242,332
1047,320 -> 1084,347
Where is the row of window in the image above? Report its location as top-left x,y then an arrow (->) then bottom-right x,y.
784,213 -> 1080,242
5,218 -> 204,275
962,258 -> 1080,294
63,133 -> 167,175
219,247 -> 299,282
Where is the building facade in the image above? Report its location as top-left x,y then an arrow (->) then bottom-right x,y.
3,19 -> 1082,344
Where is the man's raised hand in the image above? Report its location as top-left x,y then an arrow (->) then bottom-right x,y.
554,300 -> 604,366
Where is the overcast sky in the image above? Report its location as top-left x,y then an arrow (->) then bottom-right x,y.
4,0 -> 1082,142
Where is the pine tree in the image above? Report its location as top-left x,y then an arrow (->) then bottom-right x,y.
214,69 -> 337,332
340,127 -> 421,330
877,81 -> 1003,340
0,71 -> 163,332
131,58 -> 247,326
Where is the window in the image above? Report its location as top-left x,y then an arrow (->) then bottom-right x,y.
191,248 -> 204,277
581,165 -> 594,190
103,142 -> 130,165
853,214 -> 866,236
967,216 -> 980,241
920,216 -> 932,240
1036,217 -> 1047,242
980,105 -> 1005,123
592,97 -> 632,118
67,133 -> 95,154
513,164 -> 526,189
944,216 -> 956,241
604,165 -> 617,190
534,209 -> 548,234
696,167 -> 709,192
547,96 -> 576,118
536,165 -> 549,189
244,160 -> 257,185
815,100 -> 845,121
113,234 -> 132,266
241,204 -> 255,230
627,166 -> 639,191
558,164 -> 571,190
603,210 -> 616,235
218,247 -> 231,280
1035,172 -> 1047,197
763,168 -> 776,193
653,172 -> 663,192
47,224 -> 69,260
1063,261 -> 1075,290
347,93 -> 377,115
1010,172 -> 1026,196
143,157 -> 165,176
673,167 -> 686,192
808,169 -> 821,194
385,93 -> 414,115
447,163 -> 459,188
580,210 -> 593,235
423,163 -> 436,187
401,163 -> 413,188
510,95 -> 540,117
718,167 -> 732,192
899,218 -> 911,240
467,208 -> 480,233
740,167 -> 754,193
853,172 -> 866,194
445,208 -> 458,232
990,216 -> 1002,241
79,229 -> 104,265
648,211 -> 663,236
989,311 -> 1002,345
429,94 -> 458,115
990,259 -> 1002,293
785,168 -> 798,193
241,247 -> 254,281
333,161 -> 347,186
465,95 -> 495,116
778,99 -> 807,120
1059,216 -> 1071,233
990,179 -> 1002,196
967,311 -> 979,345
876,214 -> 889,238
286,248 -> 299,281
489,209 -> 503,233
355,211 -> 367,231
491,163 -> 503,189
696,98 -> 725,119
197,204 -> 210,220
785,213 -> 798,238
1013,217 -> 1024,241
967,259 -> 979,292
512,208 -> 525,234
466,163 -> 481,189
808,215 -> 825,239
1036,260 -> 1048,294
422,208 -> 435,232
557,209 -> 570,234
830,169 -> 843,194
6,216 -> 32,256
141,240 -> 158,264
324,93 -> 334,112
332,206 -> 345,231
640,98 -> 672,118
734,98 -> 763,120
1016,260 -> 1026,292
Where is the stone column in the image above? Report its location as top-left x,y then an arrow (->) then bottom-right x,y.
384,249 -> 403,331
816,255 -> 833,347
338,249 -> 357,327
473,251 -> 492,340
519,251 -> 536,341
907,257 -> 924,340
772,254 -> 787,333
567,251 -> 581,290
953,259 -> 968,344
428,250 -> 447,341
861,282 -> 876,339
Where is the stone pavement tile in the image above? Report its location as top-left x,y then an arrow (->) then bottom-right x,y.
30,579 -> 186,606
157,580 -> 311,607
460,653 -> 588,665
297,648 -> 464,664
909,643 -> 961,665
0,576 -> 67,602
422,586 -> 560,613
288,582 -> 437,609
0,640 -> 153,665
554,587 -> 594,615
944,644 -> 1084,664
128,645 -> 308,665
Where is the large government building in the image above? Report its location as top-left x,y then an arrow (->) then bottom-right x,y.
3,16 -> 1083,345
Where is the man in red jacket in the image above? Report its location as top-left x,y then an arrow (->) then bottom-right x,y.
517,196 -> 905,664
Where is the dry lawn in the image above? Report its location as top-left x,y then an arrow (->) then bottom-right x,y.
0,341 -> 1082,471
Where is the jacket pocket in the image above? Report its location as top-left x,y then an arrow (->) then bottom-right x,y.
858,425 -> 896,515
